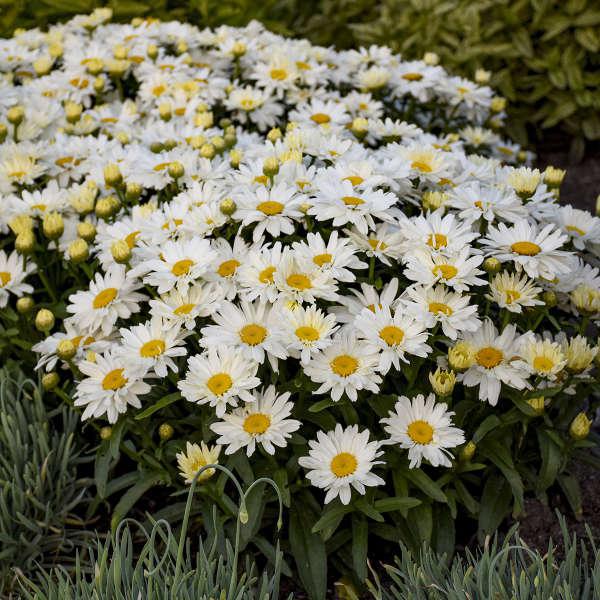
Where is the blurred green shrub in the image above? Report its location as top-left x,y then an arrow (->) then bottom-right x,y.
3,0 -> 598,154
0,366 -> 92,596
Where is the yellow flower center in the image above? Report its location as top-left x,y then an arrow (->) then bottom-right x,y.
505,290 -> 521,304
140,339 -> 165,358
243,413 -> 271,434
402,72 -> 423,81
124,231 -> 140,249
256,201 -> 284,215
330,354 -> 359,377
152,84 -> 166,96
342,195 -> 365,207
533,356 -> 555,373
476,346 -> 503,368
295,326 -> 320,342
93,287 -> 117,309
511,241 -> 541,256
270,68 -> 287,80
171,258 -> 194,276
368,239 -> 388,251
427,233 -> 448,249
253,174 -> 268,185
102,368 -> 128,390
330,452 -> 358,477
0,271 -> 11,287
429,302 -> 453,316
259,266 -> 276,283
313,253 -> 332,267
411,160 -> 432,173
310,113 -> 331,124
217,259 -> 240,277
566,225 -> 585,236
174,303 -> 195,316
379,325 -> 404,346
344,175 -> 364,186
407,420 -> 434,444
432,264 -> 458,280
206,372 -> 233,396
286,273 -> 312,290
239,323 -> 267,346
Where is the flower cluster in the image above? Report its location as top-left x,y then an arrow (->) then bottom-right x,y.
2,11 -> 599,508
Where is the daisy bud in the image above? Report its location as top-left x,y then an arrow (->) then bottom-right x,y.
16,296 -> 34,314
211,136 -> 225,153
162,140 -> 176,152
111,240 -> 131,264
68,238 -> 89,263
223,132 -> 237,148
42,372 -> 60,391
116,134 -> 129,146
429,367 -> 456,397
176,40 -> 188,55
96,195 -> 120,219
7,105 -> 25,125
474,68 -> 491,84
77,221 -> 96,241
35,308 -> 55,332
125,182 -> 142,202
483,257 -> 501,274
100,426 -> 113,440
459,441 -> 476,462
232,41 -> 247,57
150,141 -> 164,153
200,143 -> 215,159
48,42 -> 63,59
422,190 -> 448,212
147,44 -> 159,60
15,230 -> 35,254
158,102 -> 172,121
0,123 -> 7,143
168,161 -> 185,179
42,212 -> 64,240
490,97 -> 506,113
106,58 -> 129,78
57,339 -> 77,361
267,127 -> 282,143
93,76 -> 105,93
85,57 -> 104,75
423,52 -> 439,66
229,149 -> 242,168
239,505 -> 249,524
542,290 -> 557,308
569,412 -> 592,440
571,285 -> 600,316
196,102 -> 209,113
219,118 -> 232,128
564,336 -> 596,373
526,396 -> 545,415
448,341 -> 475,371
158,423 -> 174,441
103,163 -> 123,187
350,117 -> 369,139
543,166 -> 566,188
64,101 -> 83,123
263,156 -> 279,177
10,215 -> 33,236
33,56 -> 53,76
220,198 -> 237,216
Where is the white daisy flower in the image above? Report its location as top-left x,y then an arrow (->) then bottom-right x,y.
550,205 -> 600,252
0,250 -> 36,308
74,350 -> 151,423
176,441 -> 222,484
237,242 -> 284,303
486,272 -> 543,313
298,424 -> 385,505
381,393 -> 465,468
519,336 -> 566,380
344,223 -> 404,266
210,385 -> 301,456
178,345 -> 261,417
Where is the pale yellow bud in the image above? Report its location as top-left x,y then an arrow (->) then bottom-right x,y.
200,143 -> 215,159
85,57 -> 104,75
100,426 -> 113,440
48,42 -> 63,59
220,198 -> 237,216
0,124 -> 7,143
64,101 -> 83,124
42,212 -> 64,240
77,221 -> 96,242
7,105 -> 25,125
168,161 -> 185,179
158,102 -> 172,121
571,285 -> 600,316
543,166 -> 566,188
95,196 -> 119,219
103,163 -> 123,187
42,372 -> 60,391
9,215 -> 33,236
350,117 -> 369,139
483,257 -> 501,274
422,191 -> 448,212
263,156 -> 279,177
33,56 -> 53,76
15,230 -> 35,254
229,149 -> 242,168
232,41 -> 247,57
194,111 -> 214,129
147,44 -> 159,60
474,69 -> 491,84
429,367 -> 456,396
57,339 -> 77,360
68,238 -> 89,263
93,76 -> 105,93
267,127 -> 282,143
526,396 -> 545,415
542,290 -> 557,308
158,423 -> 174,440
448,341 -> 475,371
490,97 -> 506,113
16,296 -> 34,314
35,308 -> 55,332
423,52 -> 439,66
111,240 -> 132,264
569,412 -> 592,440
459,441 -> 476,462
125,182 -> 142,201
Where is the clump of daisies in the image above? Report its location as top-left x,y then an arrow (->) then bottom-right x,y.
2,10 -> 599,524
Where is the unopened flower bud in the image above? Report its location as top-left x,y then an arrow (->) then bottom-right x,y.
147,44 -> 159,60
158,102 -> 172,121
68,238 -> 89,263
474,68 -> 491,84
448,341 -> 475,371
42,212 -> 64,240
168,161 -> 184,179
150,141 -> 164,154
220,198 -> 237,216
0,123 -> 7,143
229,149 -> 242,168
350,117 -> 369,139
95,196 -> 120,219
125,181 -> 142,201
64,101 -> 83,123
542,290 -> 557,308
57,339 -> 77,360
7,105 -> 25,125
200,143 -> 215,159
111,239 -> 131,263
93,76 -> 105,93
267,127 -> 282,143
459,441 -> 476,462
35,308 -> 55,332
77,221 -> 96,241
158,422 -> 174,440
429,367 -> 456,396
232,41 -> 246,57
263,156 -> 279,177
85,57 -> 104,75
543,166 -> 566,188
483,257 -> 501,275
16,296 -> 34,314
48,42 -> 63,58
223,132 -> 237,148
33,56 -> 53,76
490,97 -> 506,113
103,163 -> 123,187
423,52 -> 439,66
15,230 -> 35,254
526,396 -> 545,415
211,136 -> 225,153
422,191 -> 448,212
569,412 -> 592,440
42,372 -> 60,391
100,426 -> 113,440
194,111 -> 213,129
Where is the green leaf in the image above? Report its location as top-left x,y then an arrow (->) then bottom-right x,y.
403,468 -> 447,503
110,471 -> 163,530
94,440 -> 113,499
557,473 -> 583,520
308,397 -> 338,413
352,514 -> 368,582
311,501 -> 352,538
135,391 -> 181,420
373,496 -> 421,513
536,429 -> 562,493
478,474 -> 512,542
472,415 -> 501,443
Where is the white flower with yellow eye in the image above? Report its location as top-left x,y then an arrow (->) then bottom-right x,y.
519,336 -> 566,380
381,393 -> 464,468
550,205 -> 600,251
298,424 -> 384,505
303,332 -> 381,401
354,305 -> 431,374
178,345 -> 260,417
344,223 -> 404,266
67,265 -> 146,336
74,349 -> 151,424
149,283 -> 224,330
0,250 -> 36,308
205,237 -> 249,300
210,386 -> 301,456
486,272 -> 543,313
481,221 -> 571,280
280,304 -> 339,363
238,242 -> 284,303
118,317 -> 188,378
176,442 -> 221,484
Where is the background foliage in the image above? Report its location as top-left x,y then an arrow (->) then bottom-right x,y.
2,0 -> 600,154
